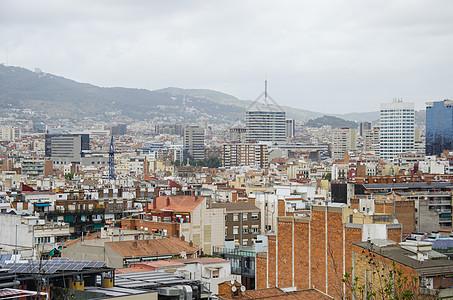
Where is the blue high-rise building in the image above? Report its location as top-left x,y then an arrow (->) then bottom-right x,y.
426,100 -> 453,156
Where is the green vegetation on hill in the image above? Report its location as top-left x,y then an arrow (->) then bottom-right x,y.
305,115 -> 358,129
0,64 -> 399,123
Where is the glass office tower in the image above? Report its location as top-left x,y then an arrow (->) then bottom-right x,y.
426,100 -> 453,156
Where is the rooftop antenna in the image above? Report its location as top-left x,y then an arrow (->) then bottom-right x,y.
264,80 -> 269,105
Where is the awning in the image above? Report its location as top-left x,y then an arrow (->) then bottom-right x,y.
34,203 -> 51,207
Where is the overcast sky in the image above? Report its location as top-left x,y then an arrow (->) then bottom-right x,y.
1,1 -> 453,113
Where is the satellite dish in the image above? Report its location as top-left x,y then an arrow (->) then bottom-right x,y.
61,222 -> 65,226
394,219 -> 399,224
353,209 -> 358,214
231,286 -> 237,292
57,222 -> 61,226
230,279 -> 235,285
369,211 -> 373,216
240,286 -> 246,292
363,212 -> 367,216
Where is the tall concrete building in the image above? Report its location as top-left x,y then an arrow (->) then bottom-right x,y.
285,119 -> 295,138
426,100 -> 453,156
331,127 -> 357,160
379,100 -> 415,160
363,126 -> 380,154
359,121 -> 371,137
45,134 -> 90,164
229,127 -> 247,143
246,82 -> 286,142
183,125 -> 205,161
0,126 -> 21,141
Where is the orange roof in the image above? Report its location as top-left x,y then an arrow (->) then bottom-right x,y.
61,231 -> 101,247
115,266 -> 150,274
132,260 -> 186,269
105,237 -> 200,258
172,257 -> 229,264
151,196 -> 204,213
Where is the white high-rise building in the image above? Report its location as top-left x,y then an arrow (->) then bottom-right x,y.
379,100 -> 415,160
246,82 -> 286,142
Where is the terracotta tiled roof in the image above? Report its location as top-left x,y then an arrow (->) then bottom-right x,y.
61,231 -> 101,247
132,260 -> 185,268
105,237 -> 200,258
151,196 -> 204,213
172,257 -> 229,264
115,266 -> 151,274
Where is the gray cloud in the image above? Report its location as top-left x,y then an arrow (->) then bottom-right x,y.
1,0 -> 453,113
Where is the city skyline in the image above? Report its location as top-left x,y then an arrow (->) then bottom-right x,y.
2,1 -> 453,113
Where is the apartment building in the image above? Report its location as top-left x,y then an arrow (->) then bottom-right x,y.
221,143 -> 269,168
212,202 -> 261,247
136,195 -> 225,255
331,127 -> 357,161
256,204 -> 402,297
0,126 -> 21,141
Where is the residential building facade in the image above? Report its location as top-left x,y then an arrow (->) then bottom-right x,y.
221,143 -> 269,168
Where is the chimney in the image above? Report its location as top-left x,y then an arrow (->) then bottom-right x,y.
189,240 -> 193,247
166,197 -> 170,207
195,196 -> 198,202
153,198 -> 157,209
132,240 -> 138,249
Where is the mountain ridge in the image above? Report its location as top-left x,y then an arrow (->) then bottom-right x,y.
0,64 -> 384,123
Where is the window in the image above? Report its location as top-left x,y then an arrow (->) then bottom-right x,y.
225,215 -> 227,221
243,214 -> 248,220
243,228 -> 248,234
212,269 -> 219,278
233,214 -> 238,221
251,214 -> 259,220
233,227 -> 238,234
242,240 -> 248,246
225,228 -> 228,236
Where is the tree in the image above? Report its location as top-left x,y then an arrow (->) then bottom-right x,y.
341,247 -> 421,300
322,172 -> 332,181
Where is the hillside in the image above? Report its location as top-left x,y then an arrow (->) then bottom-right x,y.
0,64 -> 387,123
305,115 -> 358,129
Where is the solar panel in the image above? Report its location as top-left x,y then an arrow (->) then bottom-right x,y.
51,257 -> 69,261
2,259 -> 107,274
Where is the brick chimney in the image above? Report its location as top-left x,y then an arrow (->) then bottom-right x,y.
153,198 -> 157,209
132,240 -> 138,249
166,197 -> 170,207
194,196 -> 198,202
